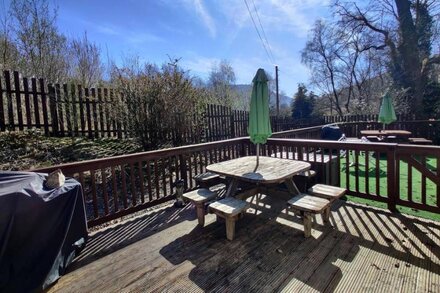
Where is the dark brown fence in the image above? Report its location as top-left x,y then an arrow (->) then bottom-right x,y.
323,114 -> 418,123
0,70 -> 126,138
0,70 -> 323,143
34,125 -> 440,227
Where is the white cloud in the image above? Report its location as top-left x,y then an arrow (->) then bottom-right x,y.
126,32 -> 163,44
181,56 -> 221,78
95,24 -> 120,36
183,0 -> 217,38
81,20 -> 163,45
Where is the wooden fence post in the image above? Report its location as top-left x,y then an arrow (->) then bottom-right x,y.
230,111 -> 235,138
4,71 -> 15,130
0,73 -> 5,131
48,84 -> 59,136
13,71 -> 24,131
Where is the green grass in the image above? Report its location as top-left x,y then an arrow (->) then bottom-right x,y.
340,152 -> 440,221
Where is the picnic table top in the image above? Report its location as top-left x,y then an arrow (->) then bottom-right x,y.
360,129 -> 412,137
206,156 -> 310,184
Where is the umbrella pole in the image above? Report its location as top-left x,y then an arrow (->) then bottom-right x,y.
256,143 -> 260,166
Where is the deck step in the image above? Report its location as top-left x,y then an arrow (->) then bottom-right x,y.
308,184 -> 346,201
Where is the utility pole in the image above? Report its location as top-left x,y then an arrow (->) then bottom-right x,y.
275,65 -> 279,117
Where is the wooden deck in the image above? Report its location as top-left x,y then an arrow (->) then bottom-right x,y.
48,196 -> 440,292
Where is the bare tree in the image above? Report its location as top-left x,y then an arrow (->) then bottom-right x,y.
334,0 -> 440,116
302,20 -> 346,116
69,32 -> 103,88
0,2 -> 19,71
9,0 -> 68,82
207,60 -> 238,107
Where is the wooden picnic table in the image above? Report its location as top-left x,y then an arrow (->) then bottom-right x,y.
360,129 -> 412,138
206,156 -> 311,199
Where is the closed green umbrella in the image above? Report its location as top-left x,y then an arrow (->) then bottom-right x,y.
378,91 -> 397,129
248,68 -> 272,165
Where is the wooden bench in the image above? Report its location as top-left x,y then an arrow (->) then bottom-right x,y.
287,194 -> 331,238
182,188 -> 217,226
308,184 -> 346,203
194,172 -> 223,188
209,198 -> 249,240
408,137 -> 433,145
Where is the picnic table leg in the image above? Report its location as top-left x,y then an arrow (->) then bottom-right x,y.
225,178 -> 239,198
285,178 -> 301,195
323,207 -> 330,223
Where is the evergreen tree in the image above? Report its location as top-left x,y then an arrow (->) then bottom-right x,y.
291,84 -> 314,119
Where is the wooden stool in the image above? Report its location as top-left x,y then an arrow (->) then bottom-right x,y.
209,198 -> 249,240
308,184 -> 346,202
182,188 -> 217,226
287,194 -> 331,238
194,172 -> 222,188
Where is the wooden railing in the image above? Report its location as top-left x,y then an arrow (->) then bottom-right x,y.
34,138 -> 251,226
33,134 -> 440,227
270,125 -> 323,139
264,138 -> 440,214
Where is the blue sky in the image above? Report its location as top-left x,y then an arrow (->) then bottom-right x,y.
13,0 -> 331,97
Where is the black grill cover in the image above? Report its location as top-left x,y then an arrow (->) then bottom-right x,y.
0,171 -> 88,292
321,125 -> 343,140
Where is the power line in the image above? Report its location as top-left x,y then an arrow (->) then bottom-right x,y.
250,0 -> 275,64
243,0 -> 274,65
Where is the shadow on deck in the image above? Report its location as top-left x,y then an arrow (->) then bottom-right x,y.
48,196 -> 440,292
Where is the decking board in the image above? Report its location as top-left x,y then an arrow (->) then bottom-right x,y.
48,196 -> 440,293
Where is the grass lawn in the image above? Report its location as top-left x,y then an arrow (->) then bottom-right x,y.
340,152 -> 440,222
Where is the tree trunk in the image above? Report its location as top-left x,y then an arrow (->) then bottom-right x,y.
395,0 -> 424,115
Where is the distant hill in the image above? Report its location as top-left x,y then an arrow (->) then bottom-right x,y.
232,84 -> 292,110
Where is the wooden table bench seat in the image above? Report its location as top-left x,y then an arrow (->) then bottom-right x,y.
408,137 -> 433,145
209,198 -> 249,240
308,184 -> 346,202
182,188 -> 217,226
194,172 -> 224,188
287,194 -> 331,238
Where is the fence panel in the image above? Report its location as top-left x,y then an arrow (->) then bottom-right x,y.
1,70 -> 325,143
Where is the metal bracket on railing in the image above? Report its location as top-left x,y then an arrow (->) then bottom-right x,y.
173,179 -> 185,208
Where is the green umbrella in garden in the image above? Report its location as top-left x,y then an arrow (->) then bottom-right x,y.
248,68 -> 272,165
378,90 -> 397,130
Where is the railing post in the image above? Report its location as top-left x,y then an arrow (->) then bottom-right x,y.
387,144 -> 397,212
179,154 -> 188,190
